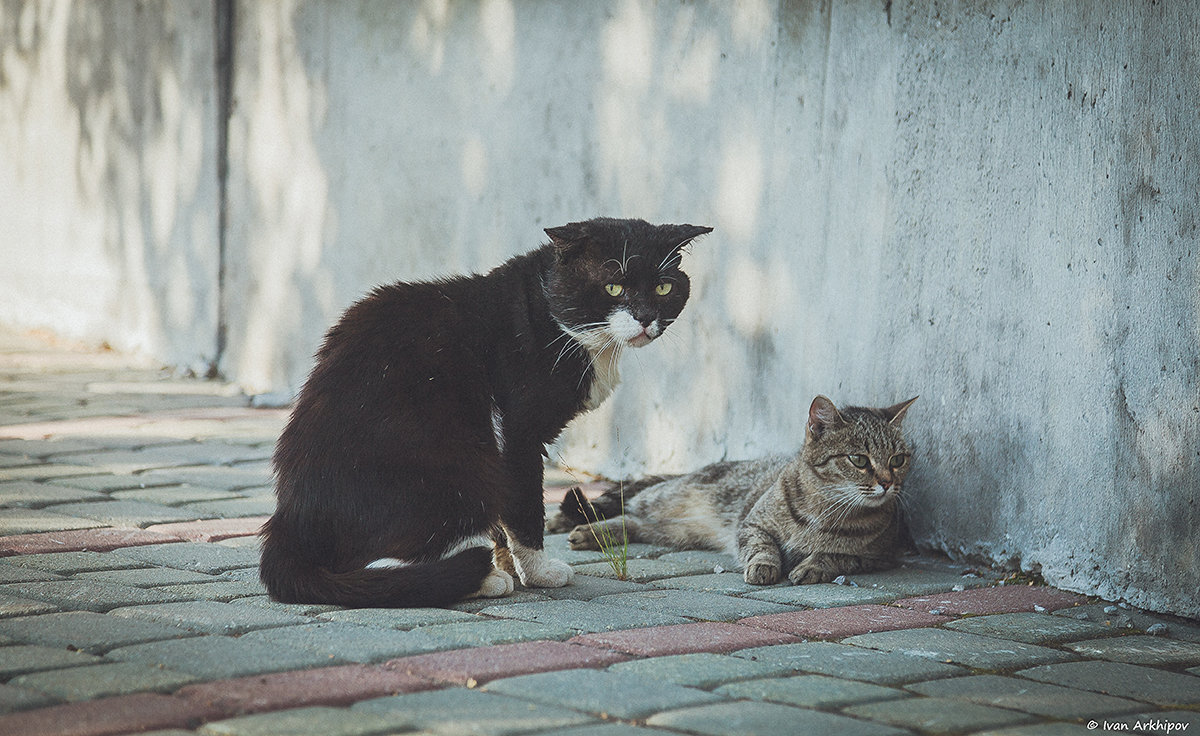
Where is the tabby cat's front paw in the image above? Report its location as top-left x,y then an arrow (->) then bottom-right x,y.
744,562 -> 781,585
788,564 -> 836,585
567,525 -> 601,550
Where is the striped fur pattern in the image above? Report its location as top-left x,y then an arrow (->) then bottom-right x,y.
554,395 -> 917,585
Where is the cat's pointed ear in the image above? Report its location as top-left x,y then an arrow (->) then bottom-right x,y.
666,224 -> 714,252
884,396 -> 918,425
807,395 -> 843,440
545,223 -> 589,259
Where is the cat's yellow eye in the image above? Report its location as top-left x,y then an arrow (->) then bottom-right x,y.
655,282 -> 673,296
847,454 -> 870,469
604,283 -> 624,297
889,455 -> 907,469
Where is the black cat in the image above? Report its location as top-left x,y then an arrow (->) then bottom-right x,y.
259,218 -> 712,607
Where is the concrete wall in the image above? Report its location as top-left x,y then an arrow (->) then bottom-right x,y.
2,0 -> 1197,618
0,1 -> 222,373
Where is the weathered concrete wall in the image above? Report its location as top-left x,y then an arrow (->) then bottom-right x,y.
0,1 -> 222,373
3,0 -> 1197,617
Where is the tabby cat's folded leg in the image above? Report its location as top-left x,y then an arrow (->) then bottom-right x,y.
738,525 -> 784,585
567,517 -> 641,550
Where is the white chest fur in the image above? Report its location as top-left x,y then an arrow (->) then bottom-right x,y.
583,340 -> 622,410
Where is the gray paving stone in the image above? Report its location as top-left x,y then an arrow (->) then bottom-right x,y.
1064,634 -> 1200,666
846,565 -> 992,595
1053,603 -> 1200,643
45,475 -> 180,492
592,589 -> 798,621
199,706 -> 409,736
943,612 -> 1114,644
649,700 -> 910,736
543,726 -> 667,736
42,499 -> 203,527
732,642 -> 965,685
844,627 -> 1077,670
316,607 -> 480,629
153,579 -> 266,602
230,596 -> 345,616
0,508 -> 105,535
448,589 -> 552,613
0,592 -> 56,618
418,617 -> 577,647
571,558 -> 716,582
0,481 -> 104,508
483,669 -> 722,720
116,541 -> 261,573
10,661 -> 199,700
844,696 -> 1034,735
717,674 -> 910,709
75,567 -> 218,587
609,652 -> 794,688
3,550 -> 149,575
0,610 -> 199,653
970,725 -> 1094,736
355,687 -> 594,735
0,682 -> 60,714
107,634 -> 339,679
908,673 -> 1145,719
0,464 -> 100,482
0,563 -> 65,583
480,599 -> 691,632
657,550 -> 741,570
140,465 -> 272,491
240,622 -> 449,662
0,580 -> 186,612
741,583 -> 902,608
537,573 -> 652,601
109,484 -> 242,507
109,600 -> 311,635
182,497 -> 275,518
0,644 -> 102,677
1017,660 -> 1200,706
650,572 -> 766,595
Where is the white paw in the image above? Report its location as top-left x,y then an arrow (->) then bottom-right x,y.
474,567 -> 514,598
516,555 -> 574,588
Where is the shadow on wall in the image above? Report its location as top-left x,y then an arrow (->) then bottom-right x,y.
219,0 -> 826,464
0,1 -> 221,371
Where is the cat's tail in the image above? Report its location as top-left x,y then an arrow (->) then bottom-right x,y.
259,536 -> 494,608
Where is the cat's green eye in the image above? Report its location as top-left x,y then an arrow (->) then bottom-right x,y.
604,283 -> 624,297
889,455 -> 907,469
655,282 -> 673,296
847,454 -> 870,469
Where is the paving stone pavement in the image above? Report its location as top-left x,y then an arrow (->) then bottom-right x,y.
0,331 -> 1198,736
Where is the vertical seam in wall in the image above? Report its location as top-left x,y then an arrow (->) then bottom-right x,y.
211,0 -> 234,379
816,0 -> 835,261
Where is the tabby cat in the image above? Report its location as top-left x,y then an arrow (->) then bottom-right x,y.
260,218 -> 712,607
552,395 -> 917,584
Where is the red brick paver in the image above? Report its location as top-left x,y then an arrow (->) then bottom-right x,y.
894,585 -> 1090,615
739,604 -> 952,639
145,516 -> 270,542
176,664 -> 436,716
0,693 -> 221,736
570,622 -> 801,657
0,528 -> 185,557
386,640 -> 629,686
